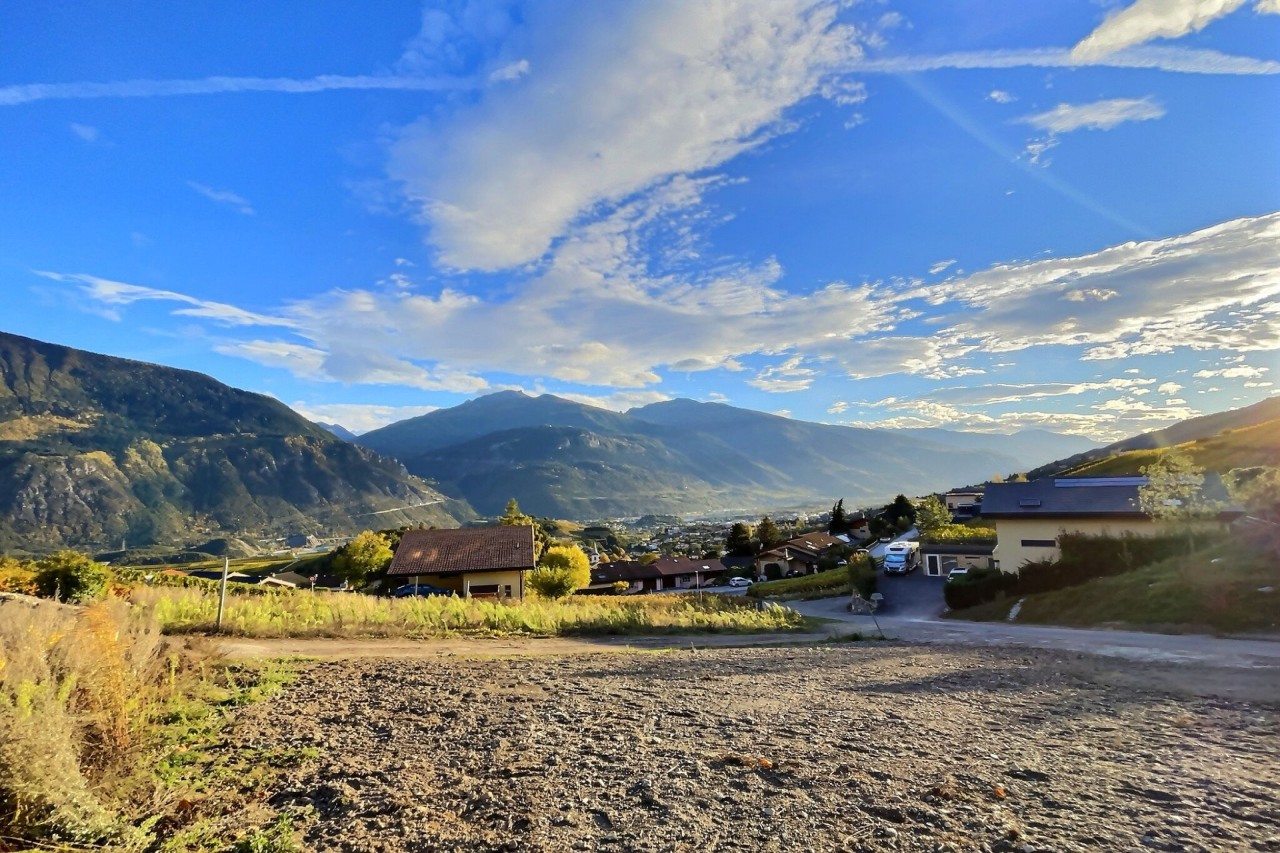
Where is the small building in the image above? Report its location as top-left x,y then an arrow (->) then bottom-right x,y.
756,531 -> 846,578
983,477 -> 1160,571
943,491 -> 984,512
920,542 -> 996,578
387,526 -> 535,600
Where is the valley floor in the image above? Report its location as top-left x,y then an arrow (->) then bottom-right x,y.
230,643 -> 1278,852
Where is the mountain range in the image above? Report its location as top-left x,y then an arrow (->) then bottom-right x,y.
355,391 -> 1098,518
0,331 -> 469,552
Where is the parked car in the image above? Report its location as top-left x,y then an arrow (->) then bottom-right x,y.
393,583 -> 453,597
946,568 -> 969,582
878,536 -> 892,543
727,577 -> 753,587
784,569 -> 804,578
854,548 -> 870,556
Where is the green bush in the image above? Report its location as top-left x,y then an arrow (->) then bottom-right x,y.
944,566 -> 1015,610
33,551 -> 111,603
1017,531 -> 1203,595
847,556 -> 877,599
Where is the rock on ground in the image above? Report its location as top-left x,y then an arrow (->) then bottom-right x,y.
231,644 -> 1280,852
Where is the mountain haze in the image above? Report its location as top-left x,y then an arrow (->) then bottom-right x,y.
359,393 -> 1087,518
0,332 -> 470,552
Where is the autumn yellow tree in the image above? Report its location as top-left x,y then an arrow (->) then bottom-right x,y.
527,544 -> 591,599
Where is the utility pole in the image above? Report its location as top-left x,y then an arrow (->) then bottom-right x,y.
216,555 -> 229,632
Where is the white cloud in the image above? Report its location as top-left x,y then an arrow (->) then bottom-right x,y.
1071,0 -> 1277,62
937,212 -> 1280,362
922,378 -> 1155,406
288,402 -> 441,435
850,394 -> 1199,442
987,90 -> 1016,103
1017,97 -> 1165,134
1023,137 -> 1058,166
1193,365 -> 1269,378
389,0 -> 862,271
44,212 -> 1280,396
929,259 -> 956,275
1243,381 -> 1275,387
748,356 -> 818,393
69,122 -> 98,142
488,60 -> 530,83
187,181 -> 255,216
827,401 -> 850,415
1158,382 -> 1183,394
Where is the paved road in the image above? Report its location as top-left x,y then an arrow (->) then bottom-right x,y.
790,593 -> 1280,669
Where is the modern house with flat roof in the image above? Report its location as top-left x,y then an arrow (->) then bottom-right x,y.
982,477 -> 1155,571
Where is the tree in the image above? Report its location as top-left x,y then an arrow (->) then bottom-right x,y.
499,498 -> 549,560
1229,466 -> 1280,550
333,530 -> 393,589
756,516 -> 781,549
527,544 -> 591,599
829,499 -> 848,535
916,495 -> 951,534
724,522 -> 754,557
888,494 -> 916,525
1139,452 -> 1214,550
34,551 -> 111,603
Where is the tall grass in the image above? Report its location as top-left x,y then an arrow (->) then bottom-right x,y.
0,597 -> 166,846
132,587 -> 807,638
0,597 -> 304,850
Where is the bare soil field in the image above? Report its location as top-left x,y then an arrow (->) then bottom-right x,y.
234,644 -> 1280,853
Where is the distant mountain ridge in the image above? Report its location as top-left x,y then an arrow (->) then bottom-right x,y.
0,331 -> 470,552
358,392 -> 1098,518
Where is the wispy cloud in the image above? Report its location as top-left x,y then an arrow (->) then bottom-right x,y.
390,0 -> 864,271
846,44 -> 1280,75
69,122 -> 99,142
928,259 -> 956,275
38,213 -> 1280,397
1072,0 -> 1279,62
1017,97 -> 1166,133
187,181 -> 255,216
986,90 -> 1016,104
34,271 -> 294,328
0,73 -> 470,107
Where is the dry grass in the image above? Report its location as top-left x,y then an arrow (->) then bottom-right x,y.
0,597 -> 166,846
0,596 -> 298,851
131,586 -> 808,638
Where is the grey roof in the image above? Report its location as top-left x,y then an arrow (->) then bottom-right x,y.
919,542 -> 995,556
980,478 -> 1148,518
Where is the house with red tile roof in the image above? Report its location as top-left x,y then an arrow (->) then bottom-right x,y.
387,526 -> 536,599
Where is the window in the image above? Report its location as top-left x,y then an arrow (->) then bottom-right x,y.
1020,539 -> 1056,548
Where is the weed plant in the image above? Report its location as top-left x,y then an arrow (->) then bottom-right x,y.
132,587 -> 807,638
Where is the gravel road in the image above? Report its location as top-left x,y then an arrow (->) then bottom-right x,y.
233,644 -> 1280,852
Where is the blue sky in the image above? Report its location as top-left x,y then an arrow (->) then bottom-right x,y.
2,0 -> 1277,441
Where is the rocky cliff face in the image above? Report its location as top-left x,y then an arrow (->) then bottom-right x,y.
0,332 -> 470,552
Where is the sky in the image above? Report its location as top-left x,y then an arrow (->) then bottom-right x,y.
1,0 -> 1278,442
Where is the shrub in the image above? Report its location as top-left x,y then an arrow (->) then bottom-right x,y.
0,556 -> 36,594
529,545 -> 592,599
33,551 -> 112,603
847,555 -> 877,599
944,567 -> 1015,610
1017,532 -> 1200,595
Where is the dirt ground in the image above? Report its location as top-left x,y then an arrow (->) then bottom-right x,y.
230,642 -> 1280,852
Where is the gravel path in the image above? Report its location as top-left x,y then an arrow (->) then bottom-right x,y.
234,644 -> 1280,852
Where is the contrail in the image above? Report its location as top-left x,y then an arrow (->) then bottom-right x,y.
0,73 -> 474,107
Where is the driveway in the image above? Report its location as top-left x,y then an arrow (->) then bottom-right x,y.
790,594 -> 1280,670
